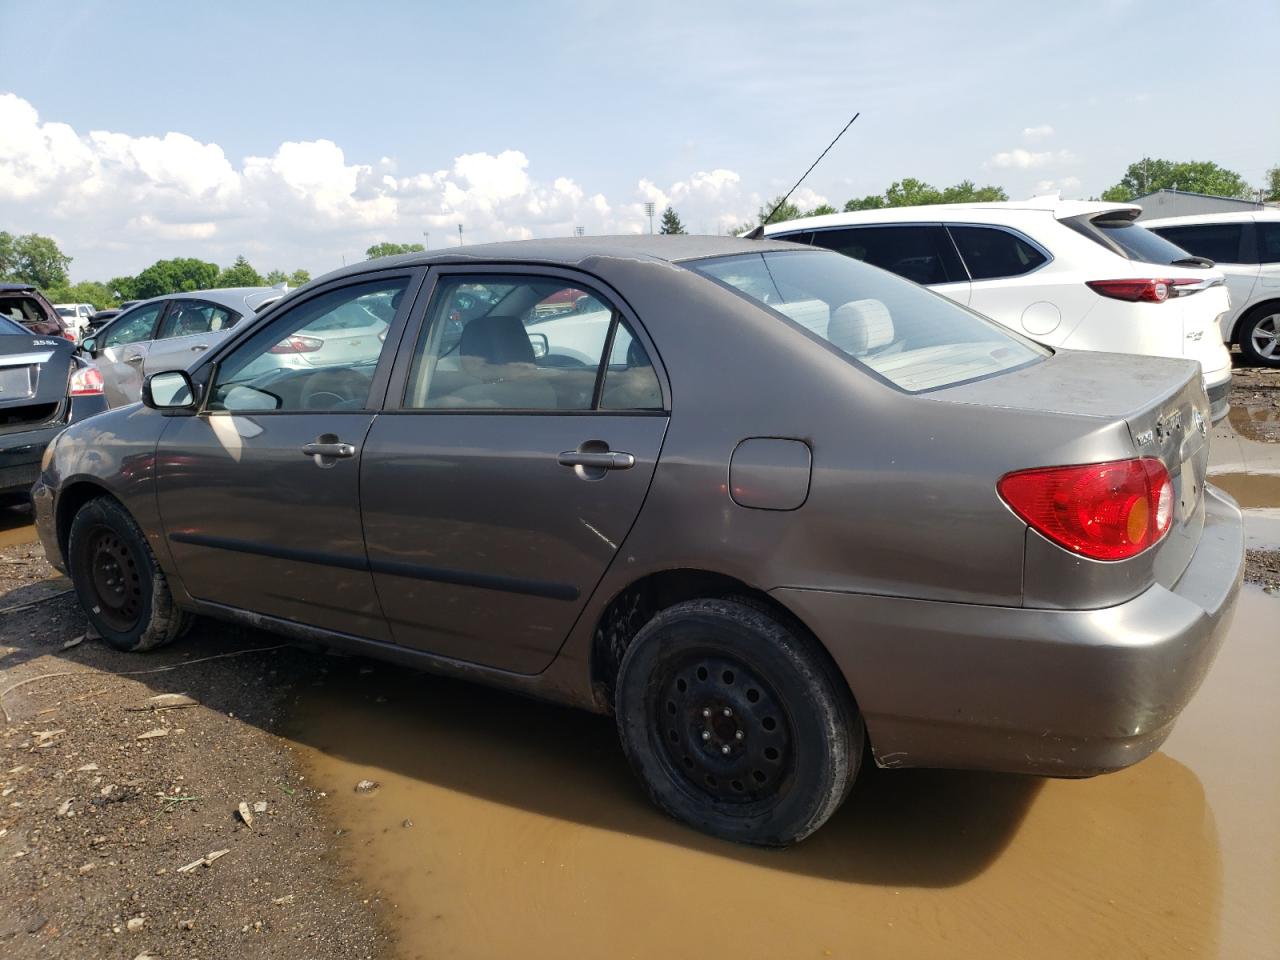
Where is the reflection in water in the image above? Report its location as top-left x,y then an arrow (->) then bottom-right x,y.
1228,402 -> 1280,445
0,503 -> 36,548
285,590 -> 1280,959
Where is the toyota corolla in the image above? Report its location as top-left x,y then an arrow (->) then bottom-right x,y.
32,236 -> 1243,846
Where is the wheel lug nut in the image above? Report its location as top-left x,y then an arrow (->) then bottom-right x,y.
723,708 -> 732,717
701,731 -> 711,741
701,708 -> 711,718
735,730 -> 744,740
721,745 -> 731,755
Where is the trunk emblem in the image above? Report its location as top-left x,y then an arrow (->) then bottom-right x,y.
1192,409 -> 1206,436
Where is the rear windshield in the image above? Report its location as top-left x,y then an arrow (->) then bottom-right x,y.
690,250 -> 1046,393
1074,216 -> 1196,265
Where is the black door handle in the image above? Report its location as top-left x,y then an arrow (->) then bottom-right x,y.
301,440 -> 356,467
557,450 -> 635,470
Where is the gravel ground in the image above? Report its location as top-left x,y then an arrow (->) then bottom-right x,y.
1232,360 -> 1280,588
0,544 -> 392,959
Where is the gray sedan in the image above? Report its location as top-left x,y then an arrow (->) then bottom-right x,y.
32,236 -> 1243,846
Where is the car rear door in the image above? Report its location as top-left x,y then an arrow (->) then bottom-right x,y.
94,301 -> 166,406
946,224 -> 1057,339
359,267 -> 670,674
144,299 -> 239,377
154,271 -> 421,640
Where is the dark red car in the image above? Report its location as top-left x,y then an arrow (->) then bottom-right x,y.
0,284 -> 74,340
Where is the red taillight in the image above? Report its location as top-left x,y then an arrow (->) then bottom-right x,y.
269,334 -> 324,354
63,330 -> 77,342
68,366 -> 104,397
1086,279 -> 1172,303
998,458 -> 1174,561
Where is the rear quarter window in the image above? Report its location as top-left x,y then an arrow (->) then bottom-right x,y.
1150,223 -> 1246,264
947,226 -> 1048,280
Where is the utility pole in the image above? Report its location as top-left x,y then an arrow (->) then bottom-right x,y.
644,201 -> 655,234
574,225 -> 585,237
423,230 -> 429,250
457,224 -> 464,246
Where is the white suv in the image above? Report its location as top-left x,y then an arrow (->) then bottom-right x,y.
763,199 -> 1234,420
1143,210 -> 1280,367
54,302 -> 95,337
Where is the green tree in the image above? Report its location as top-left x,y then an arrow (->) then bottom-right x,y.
1264,165 -> 1280,203
42,280 -> 118,310
806,203 -> 839,217
756,195 -> 805,226
216,255 -> 264,288
844,195 -> 887,212
109,275 -> 138,302
365,242 -> 425,259
658,206 -> 687,234
264,269 -> 288,285
842,178 -> 1006,211
0,231 -> 15,279
1100,158 -> 1253,202
939,180 -> 1008,203
132,257 -> 219,299
6,233 -> 72,288
288,268 -> 311,287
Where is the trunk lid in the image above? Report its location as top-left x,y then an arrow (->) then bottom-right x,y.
931,348 -> 1210,587
0,332 -> 74,434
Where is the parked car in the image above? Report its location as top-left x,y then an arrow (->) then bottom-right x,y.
33,236 -> 1241,846
0,284 -> 74,340
82,287 -> 286,407
1143,210 -> 1280,367
84,308 -> 121,338
0,312 -> 106,502
54,302 -> 96,338
763,199 -> 1235,421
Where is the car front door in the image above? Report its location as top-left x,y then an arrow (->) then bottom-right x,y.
360,268 -> 670,673
95,301 -> 166,406
145,299 -> 239,377
154,272 -> 419,639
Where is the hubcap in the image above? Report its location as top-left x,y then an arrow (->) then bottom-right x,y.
85,527 -> 143,632
653,654 -> 793,803
1252,314 -> 1280,360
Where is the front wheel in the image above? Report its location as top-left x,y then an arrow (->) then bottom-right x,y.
615,598 -> 863,847
1238,306 -> 1280,368
67,496 -> 188,652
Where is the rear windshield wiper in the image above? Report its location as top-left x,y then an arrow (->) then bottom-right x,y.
1171,256 -> 1214,268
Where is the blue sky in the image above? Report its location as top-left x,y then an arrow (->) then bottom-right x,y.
2,0 -> 1277,280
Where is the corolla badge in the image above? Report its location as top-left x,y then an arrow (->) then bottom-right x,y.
1154,410 -> 1184,443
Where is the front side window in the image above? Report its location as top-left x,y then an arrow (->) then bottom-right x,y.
156,300 -> 237,340
208,278 -> 407,413
809,226 -> 957,285
947,226 -> 1047,280
404,274 -> 661,411
691,251 -> 1045,393
1151,223 -> 1245,264
102,303 -> 163,348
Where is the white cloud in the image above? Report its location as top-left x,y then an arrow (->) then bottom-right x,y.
1022,124 -> 1054,139
0,92 -> 761,278
1033,176 -> 1082,195
989,148 -> 1077,169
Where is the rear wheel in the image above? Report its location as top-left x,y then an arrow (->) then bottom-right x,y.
67,496 -> 187,652
1238,305 -> 1280,368
615,598 -> 862,846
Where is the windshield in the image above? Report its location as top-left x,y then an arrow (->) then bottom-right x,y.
1080,217 -> 1198,265
690,250 -> 1046,392
56,307 -> 76,317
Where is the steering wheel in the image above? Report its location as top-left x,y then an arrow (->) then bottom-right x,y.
300,368 -> 371,410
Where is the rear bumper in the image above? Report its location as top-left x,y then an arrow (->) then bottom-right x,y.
0,423 -> 61,497
1204,366 -> 1232,424
773,486 -> 1243,778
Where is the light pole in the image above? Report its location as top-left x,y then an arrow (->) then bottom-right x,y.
574,225 -> 585,237
422,230 -> 429,250
457,224 -> 463,246
644,201 -> 655,234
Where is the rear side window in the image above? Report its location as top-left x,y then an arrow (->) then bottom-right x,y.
1150,223 -> 1246,264
808,225 -> 959,285
947,226 -> 1047,280
1082,218 -> 1194,265
156,300 -> 238,340
692,251 -> 1045,393
1257,223 -> 1280,264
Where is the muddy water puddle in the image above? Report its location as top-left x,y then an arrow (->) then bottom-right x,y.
0,504 -> 36,548
287,588 -> 1280,960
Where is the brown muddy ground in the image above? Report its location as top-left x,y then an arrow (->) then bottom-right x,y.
0,516 -> 391,959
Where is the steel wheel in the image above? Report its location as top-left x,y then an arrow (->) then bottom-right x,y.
81,524 -> 144,632
653,653 -> 794,803
1250,312 -> 1280,361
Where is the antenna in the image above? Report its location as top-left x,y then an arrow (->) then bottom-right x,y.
747,111 -> 860,239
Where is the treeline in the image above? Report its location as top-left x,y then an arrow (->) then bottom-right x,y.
0,232 -> 309,310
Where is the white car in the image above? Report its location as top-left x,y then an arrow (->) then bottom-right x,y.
54,302 -> 95,337
1143,210 -> 1280,367
763,198 -> 1234,420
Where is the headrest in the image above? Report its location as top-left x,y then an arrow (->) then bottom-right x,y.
828,299 -> 894,355
459,315 -> 534,364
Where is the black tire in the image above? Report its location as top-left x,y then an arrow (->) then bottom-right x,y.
615,598 -> 863,847
67,496 -> 188,653
1237,303 -> 1280,368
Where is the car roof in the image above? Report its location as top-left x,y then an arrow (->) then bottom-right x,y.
127,286 -> 284,314
762,197 -> 1141,234
1142,210 -> 1280,227
326,235 -> 802,279
0,283 -> 38,294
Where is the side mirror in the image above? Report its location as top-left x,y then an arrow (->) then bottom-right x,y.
142,370 -> 196,411
528,332 -> 549,359
80,336 -> 98,358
